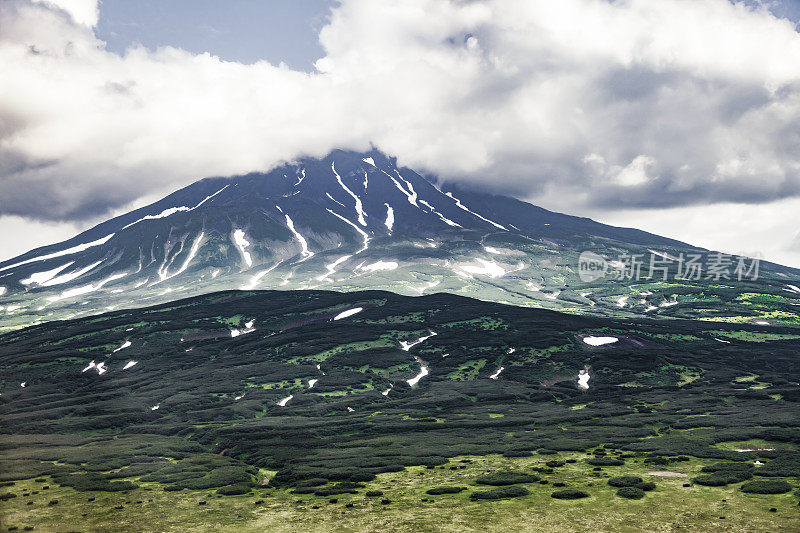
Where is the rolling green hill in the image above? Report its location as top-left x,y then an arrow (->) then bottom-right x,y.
1,289 -> 798,531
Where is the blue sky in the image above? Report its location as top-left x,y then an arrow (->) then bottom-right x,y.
754,0 -> 800,21
97,0 -> 335,69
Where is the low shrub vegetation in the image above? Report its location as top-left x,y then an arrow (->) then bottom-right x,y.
616,487 -> 646,499
470,486 -> 530,500
754,457 -> 800,478
739,480 -> 793,494
693,470 -> 752,486
51,473 -> 137,492
551,489 -> 589,499
426,486 -> 466,495
587,458 -> 624,466
608,476 -> 643,487
216,483 -> 254,496
475,472 -> 540,486
502,450 -> 532,458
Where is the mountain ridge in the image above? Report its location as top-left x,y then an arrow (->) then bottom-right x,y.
0,150 -> 796,331
1,149 -> 693,267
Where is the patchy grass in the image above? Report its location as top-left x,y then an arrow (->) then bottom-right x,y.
707,331 -> 800,342
646,333 -> 702,342
287,339 -> 396,364
441,317 -> 509,331
714,439 -> 796,453
446,360 -> 487,381
1,453 -> 797,532
362,312 -> 427,325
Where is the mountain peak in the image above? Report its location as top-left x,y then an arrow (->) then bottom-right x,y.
0,150 -> 785,332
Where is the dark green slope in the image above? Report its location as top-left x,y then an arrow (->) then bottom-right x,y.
1,289 -> 799,492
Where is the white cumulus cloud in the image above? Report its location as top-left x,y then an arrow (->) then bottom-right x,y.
2,0 -> 800,264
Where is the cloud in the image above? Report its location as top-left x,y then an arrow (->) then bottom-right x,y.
594,196 -> 800,270
0,215 -> 84,262
1,1 -> 800,251
32,0 -> 98,26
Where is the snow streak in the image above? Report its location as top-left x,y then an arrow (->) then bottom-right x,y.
284,214 -> 314,261
332,163 -> 367,226
381,170 -> 418,207
445,192 -> 507,230
326,209 -> 369,254
334,307 -> 363,320
122,185 -> 228,230
155,233 -> 205,284
232,229 -> 253,268
0,234 -> 115,273
384,203 -> 395,232
419,199 -> 461,227
317,255 -> 352,282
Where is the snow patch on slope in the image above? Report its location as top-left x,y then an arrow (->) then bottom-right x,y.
40,260 -> 104,287
231,319 -> 256,338
244,261 -> 282,290
784,284 -> 800,294
284,214 -> 314,261
0,234 -> 115,274
407,356 -> 429,387
490,366 -> 505,380
334,307 -> 363,320
20,262 -> 74,286
410,280 -> 440,295
445,192 -> 507,230
48,272 -> 127,301
459,259 -> 506,278
317,255 -> 351,282
277,395 -> 293,407
360,261 -> 398,273
382,170 -> 418,207
327,209 -> 369,254
400,330 -> 437,351
232,230 -> 253,269
419,200 -> 461,227
578,368 -> 591,390
384,204 -> 395,233
112,340 -> 132,353
294,168 -> 306,187
326,193 -> 347,208
122,185 -> 228,230
583,336 -> 618,346
158,233 -> 205,284
332,163 -> 367,226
